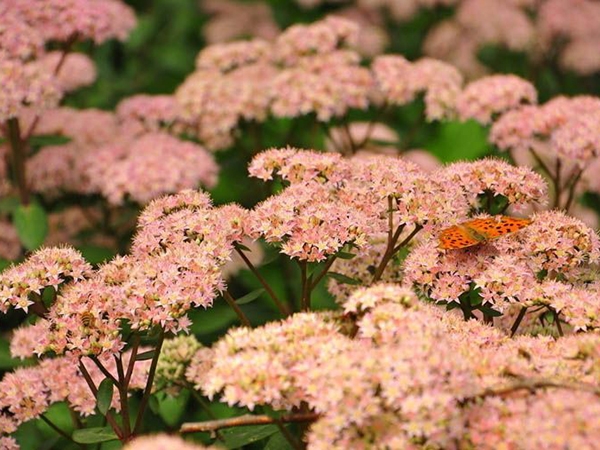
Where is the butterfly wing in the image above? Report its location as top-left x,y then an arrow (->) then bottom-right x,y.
438,224 -> 482,250
465,216 -> 532,240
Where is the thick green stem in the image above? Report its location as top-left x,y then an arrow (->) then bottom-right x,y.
299,261 -> 309,311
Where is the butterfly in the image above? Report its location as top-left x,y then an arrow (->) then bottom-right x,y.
438,215 -> 532,250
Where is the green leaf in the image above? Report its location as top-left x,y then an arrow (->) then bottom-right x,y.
148,394 -> 160,414
13,201 -> 48,250
221,424 -> 279,449
96,378 -> 114,415
327,272 -> 362,286
77,245 -> 116,265
0,337 -> 22,370
0,196 -> 19,214
235,243 -> 251,252
72,427 -> 118,444
265,429 -> 295,450
235,288 -> 265,305
135,350 -> 155,361
425,120 -> 489,163
335,251 -> 356,260
158,390 -> 190,427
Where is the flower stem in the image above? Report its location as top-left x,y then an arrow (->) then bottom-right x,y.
133,329 -> 165,435
234,244 -> 290,316
510,306 -> 528,337
180,412 -> 320,434
6,118 -> 30,205
40,414 -> 84,447
78,360 -> 123,439
222,290 -> 252,327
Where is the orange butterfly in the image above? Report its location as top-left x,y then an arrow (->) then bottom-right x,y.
438,215 -> 532,250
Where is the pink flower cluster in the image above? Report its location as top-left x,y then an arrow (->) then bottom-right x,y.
0,247 -> 91,313
116,95 -> 182,132
0,350 -> 149,434
0,59 -> 61,122
82,132 -> 218,205
420,0 -> 600,77
200,0 -> 280,44
36,192 -> 244,357
455,74 -> 537,124
188,283 -> 600,449
442,158 -> 547,211
4,0 -> 136,44
247,148 -> 478,261
405,210 -> 600,330
490,95 -> 600,207
372,55 -> 463,120
26,107 -> 218,204
34,51 -> 97,92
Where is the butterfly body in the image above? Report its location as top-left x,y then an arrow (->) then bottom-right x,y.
439,216 -> 531,250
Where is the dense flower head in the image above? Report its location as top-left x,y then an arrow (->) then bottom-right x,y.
343,283 -> 417,315
517,210 -> 600,274
456,0 -> 534,52
0,9 -> 44,62
0,351 -> 149,430
456,75 -> 537,124
0,437 -> 18,450
29,191 -> 237,357
32,107 -> 120,148
81,132 -> 218,205
176,63 -> 277,150
372,55 -> 463,120
34,51 -> 97,92
4,0 -> 137,44
273,16 -> 359,66
247,182 -> 370,262
270,51 -> 374,122
490,96 -> 600,159
195,38 -> 272,72
442,158 -> 548,211
155,335 -> 203,395
405,209 -> 600,330
0,247 -> 92,313
196,312 -> 349,410
0,59 -> 61,122
116,95 -> 182,132
136,189 -> 213,227
248,147 -> 345,184
189,278 -> 600,449
550,109 -> 600,166
27,143 -> 85,196
200,0 -> 280,44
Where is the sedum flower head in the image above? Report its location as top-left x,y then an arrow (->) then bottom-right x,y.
4,0 -> 136,44
0,247 -> 92,314
456,74 -> 537,124
155,335 -> 203,395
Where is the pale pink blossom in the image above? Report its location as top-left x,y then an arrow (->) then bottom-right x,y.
4,0 -> 137,44
0,59 -> 61,122
200,0 -> 280,44
81,132 -> 218,205
34,51 -> 97,92
456,75 -> 537,124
